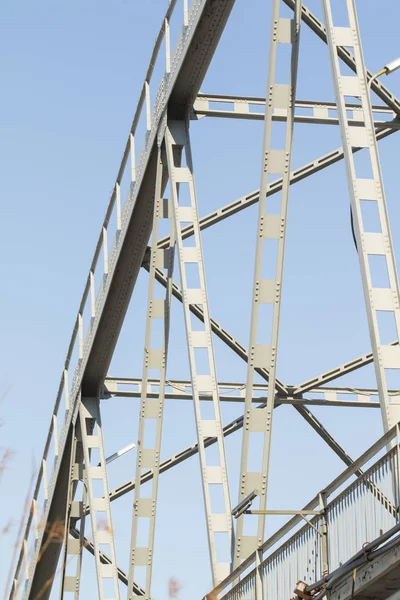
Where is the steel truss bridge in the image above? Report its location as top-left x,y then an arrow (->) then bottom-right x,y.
8,1 -> 400,599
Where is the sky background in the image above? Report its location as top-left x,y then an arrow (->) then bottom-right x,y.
1,0 -> 400,598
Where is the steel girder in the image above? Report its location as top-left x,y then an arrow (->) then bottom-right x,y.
194,94 -> 400,127
10,0 -> 400,598
152,120 -> 399,254
323,0 -> 400,431
283,0 -> 400,114
102,339 -> 400,510
84,77 -> 400,600
103,377 -> 389,408
10,2 -> 237,598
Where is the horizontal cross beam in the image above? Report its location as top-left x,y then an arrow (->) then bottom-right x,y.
102,337 -> 400,510
283,0 -> 400,114
83,346 -> 400,584
105,345 -> 393,507
194,94 -> 399,128
104,377 -> 390,409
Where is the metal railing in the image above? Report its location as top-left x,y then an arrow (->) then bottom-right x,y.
208,425 -> 400,600
326,450 -> 398,569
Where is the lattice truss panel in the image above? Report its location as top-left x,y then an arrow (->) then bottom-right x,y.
8,1 -> 400,599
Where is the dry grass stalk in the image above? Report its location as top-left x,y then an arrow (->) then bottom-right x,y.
168,576 -> 182,599
3,469 -> 35,600
0,448 -> 14,484
31,519 -> 68,600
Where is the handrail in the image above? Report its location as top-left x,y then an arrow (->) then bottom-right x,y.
207,424 -> 399,599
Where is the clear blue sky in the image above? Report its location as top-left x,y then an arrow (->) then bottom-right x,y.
1,0 -> 400,598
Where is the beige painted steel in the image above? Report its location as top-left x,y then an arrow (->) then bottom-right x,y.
79,397 -> 120,599
194,94 -> 398,128
235,0 -> 302,566
323,0 -> 400,431
60,422 -> 86,600
165,119 -> 233,584
8,0 -> 400,597
127,145 -> 175,599
8,1 -> 237,594
104,377 -> 400,408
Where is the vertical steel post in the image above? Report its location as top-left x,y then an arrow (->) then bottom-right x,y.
79,397 -> 120,600
235,0 -> 302,566
319,492 -> 329,579
60,422 -> 87,600
165,119 -> 233,585
396,424 -> 400,515
127,144 -> 175,600
323,0 -> 400,432
255,548 -> 264,600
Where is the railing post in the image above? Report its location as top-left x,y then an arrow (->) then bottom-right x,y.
396,424 -> 400,515
319,492 -> 329,579
255,548 -> 264,600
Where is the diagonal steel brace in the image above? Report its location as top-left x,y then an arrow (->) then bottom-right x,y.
283,0 -> 400,114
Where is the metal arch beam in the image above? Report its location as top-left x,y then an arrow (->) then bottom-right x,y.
14,1 -> 400,597
78,0 -> 400,396
17,2 -> 400,595
27,430 -> 73,600
283,0 -> 400,115
14,3 -> 238,598
82,0 -> 236,394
